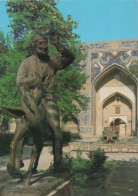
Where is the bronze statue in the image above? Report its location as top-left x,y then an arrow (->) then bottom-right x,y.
2,33 -> 75,187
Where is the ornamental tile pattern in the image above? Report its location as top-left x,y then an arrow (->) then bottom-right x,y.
91,50 -> 137,80
84,40 -> 138,81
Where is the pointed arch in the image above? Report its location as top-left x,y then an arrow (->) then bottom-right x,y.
92,64 -> 138,88
102,92 -> 133,108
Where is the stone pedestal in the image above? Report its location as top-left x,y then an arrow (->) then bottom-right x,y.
0,170 -> 74,196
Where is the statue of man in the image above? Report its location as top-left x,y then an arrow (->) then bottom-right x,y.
15,33 -> 75,171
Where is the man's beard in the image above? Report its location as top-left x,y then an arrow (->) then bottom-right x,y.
36,48 -> 48,57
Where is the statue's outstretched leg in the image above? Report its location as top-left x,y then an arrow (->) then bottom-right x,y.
24,139 -> 41,187
7,119 -> 27,178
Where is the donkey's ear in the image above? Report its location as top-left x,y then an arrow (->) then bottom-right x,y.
1,106 -> 25,119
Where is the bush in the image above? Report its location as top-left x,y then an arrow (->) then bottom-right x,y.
49,148 -> 112,188
103,160 -> 114,170
90,148 -> 106,172
0,132 -> 13,155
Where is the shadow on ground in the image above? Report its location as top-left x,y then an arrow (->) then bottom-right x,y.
0,169 -> 67,196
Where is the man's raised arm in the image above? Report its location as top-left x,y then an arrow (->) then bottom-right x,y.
50,33 -> 75,70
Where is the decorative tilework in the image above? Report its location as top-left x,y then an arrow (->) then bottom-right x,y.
91,53 -> 99,60
82,48 -> 89,75
88,43 -> 109,50
131,50 -> 138,56
82,111 -> 88,125
91,50 -> 138,81
85,40 -> 138,51
121,41 -> 138,48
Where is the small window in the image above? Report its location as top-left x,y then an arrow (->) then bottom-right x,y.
114,75 -> 120,82
115,96 -> 120,103
115,106 -> 120,114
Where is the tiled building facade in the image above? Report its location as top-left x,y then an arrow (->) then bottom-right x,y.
66,39 -> 138,139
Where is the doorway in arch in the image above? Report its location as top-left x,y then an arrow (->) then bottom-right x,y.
110,118 -> 126,137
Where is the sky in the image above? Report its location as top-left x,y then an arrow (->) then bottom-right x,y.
0,0 -> 138,43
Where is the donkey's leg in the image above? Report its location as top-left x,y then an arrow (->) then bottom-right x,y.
32,137 -> 43,173
43,99 -> 63,172
52,135 -> 63,172
14,120 -> 25,170
15,136 -> 24,170
8,121 -> 27,177
24,143 -> 38,187
50,120 -> 63,172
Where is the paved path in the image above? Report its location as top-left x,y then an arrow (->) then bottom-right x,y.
103,159 -> 138,196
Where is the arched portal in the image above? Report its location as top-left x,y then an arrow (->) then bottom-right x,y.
92,64 -> 137,136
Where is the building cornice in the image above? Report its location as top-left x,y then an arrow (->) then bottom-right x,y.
83,39 -> 138,52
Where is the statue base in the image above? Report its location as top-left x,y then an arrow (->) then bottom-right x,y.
0,170 -> 74,196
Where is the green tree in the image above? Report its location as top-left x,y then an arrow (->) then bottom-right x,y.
0,31 -> 11,76
2,0 -> 88,122
0,48 -> 26,107
128,60 -> 138,78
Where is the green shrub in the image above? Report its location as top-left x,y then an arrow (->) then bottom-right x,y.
74,173 -> 88,187
103,160 -> 114,169
90,148 -> 106,172
48,148 -> 112,188
0,132 -> 13,155
71,157 -> 91,175
71,149 -> 107,187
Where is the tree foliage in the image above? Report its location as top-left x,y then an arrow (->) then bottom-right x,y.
0,32 -> 11,76
6,0 -> 80,55
0,0 -> 88,122
128,60 -> 138,78
0,48 -> 26,107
